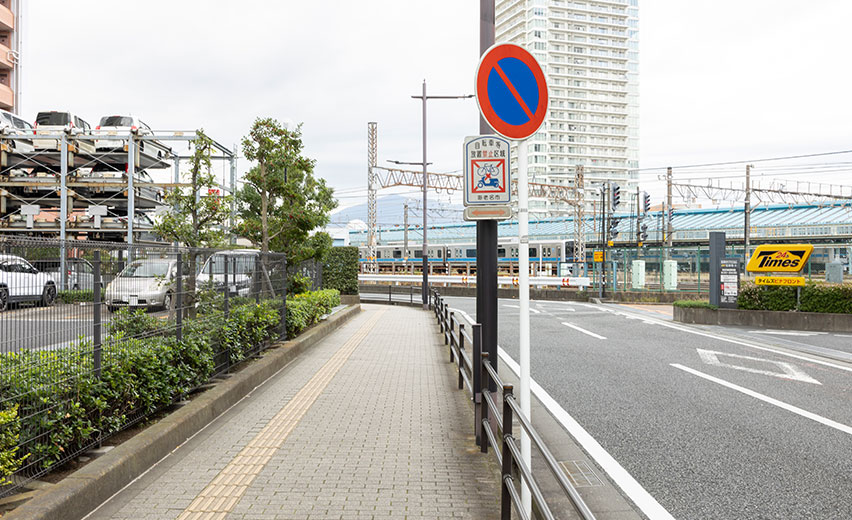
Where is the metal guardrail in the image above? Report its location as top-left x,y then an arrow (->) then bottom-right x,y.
358,284 -> 418,304
431,289 -> 596,520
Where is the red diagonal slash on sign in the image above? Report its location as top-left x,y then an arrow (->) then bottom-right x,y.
494,63 -> 535,120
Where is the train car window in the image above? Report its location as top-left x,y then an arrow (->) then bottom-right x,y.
466,249 -> 477,258
393,250 -> 402,258
529,248 -> 537,257
414,250 -> 423,258
437,249 -> 442,258
497,248 -> 506,257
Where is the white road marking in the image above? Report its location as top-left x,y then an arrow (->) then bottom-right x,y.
835,334 -> 852,338
562,322 -> 607,340
750,330 -> 827,337
500,352 -> 676,520
605,306 -> 852,374
671,364 -> 852,437
502,304 -> 540,313
697,349 -> 821,385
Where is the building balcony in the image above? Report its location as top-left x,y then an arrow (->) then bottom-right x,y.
0,82 -> 13,110
0,3 -> 12,32
0,42 -> 13,69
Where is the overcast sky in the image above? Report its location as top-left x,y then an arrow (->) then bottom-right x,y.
22,1 -> 852,209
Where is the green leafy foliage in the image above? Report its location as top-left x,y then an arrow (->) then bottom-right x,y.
737,282 -> 852,313
57,289 -> 104,304
672,300 -> 718,310
0,405 -> 26,485
0,289 -> 337,477
323,247 -> 359,295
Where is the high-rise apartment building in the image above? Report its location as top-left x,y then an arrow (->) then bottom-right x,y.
0,0 -> 20,113
496,0 -> 639,216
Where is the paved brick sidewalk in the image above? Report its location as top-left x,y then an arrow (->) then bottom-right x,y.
86,304 -> 499,520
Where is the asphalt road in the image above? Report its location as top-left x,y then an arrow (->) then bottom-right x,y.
443,296 -> 852,520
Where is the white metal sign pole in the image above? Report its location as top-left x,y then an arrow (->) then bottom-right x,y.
517,137 -> 531,516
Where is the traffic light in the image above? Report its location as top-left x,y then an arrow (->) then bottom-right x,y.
643,191 -> 651,214
608,217 -> 620,239
639,222 -> 648,242
610,184 -> 621,211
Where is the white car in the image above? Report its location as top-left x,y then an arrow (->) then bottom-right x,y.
0,109 -> 34,153
0,254 -> 58,311
198,250 -> 260,297
33,111 -> 95,154
105,258 -> 177,312
93,115 -> 168,159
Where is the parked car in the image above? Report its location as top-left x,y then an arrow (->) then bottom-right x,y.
33,111 -> 95,153
32,258 -> 95,291
0,254 -> 57,311
104,258 -> 177,312
197,249 -> 260,297
0,109 -> 34,153
93,115 -> 168,159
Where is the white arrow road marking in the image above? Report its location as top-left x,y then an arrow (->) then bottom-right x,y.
749,330 -> 827,337
672,364 -> 852,437
562,322 -> 607,340
696,349 -> 821,385
502,304 -> 540,313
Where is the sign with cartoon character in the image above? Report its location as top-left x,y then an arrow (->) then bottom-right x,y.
463,135 -> 511,206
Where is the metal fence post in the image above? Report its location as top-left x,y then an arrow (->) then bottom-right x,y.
176,252 -> 183,342
501,384 -> 514,520
255,256 -> 261,304
388,284 -> 392,303
457,323 -> 465,390
93,250 -> 102,379
480,351 -> 489,454
281,255 -> 287,340
473,324 -> 483,447
446,312 -> 453,346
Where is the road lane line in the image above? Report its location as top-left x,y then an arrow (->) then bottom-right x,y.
562,322 -> 606,340
606,307 -> 852,374
447,305 -> 676,519
499,352 -> 676,520
671,364 -> 852,437
750,330 -> 826,337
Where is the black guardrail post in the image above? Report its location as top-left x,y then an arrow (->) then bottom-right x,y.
281,255 -> 287,340
458,323 -> 465,390
388,284 -> 392,303
223,255 -> 230,319
473,324 -> 483,447
480,351 -> 490,454
176,252 -> 183,342
446,312 -> 453,346
501,384 -> 514,520
93,250 -> 102,379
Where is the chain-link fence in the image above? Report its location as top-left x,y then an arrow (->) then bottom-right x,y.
0,237 -> 307,495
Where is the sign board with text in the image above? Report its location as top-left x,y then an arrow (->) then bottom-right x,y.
593,251 -> 604,263
463,135 -> 512,206
719,259 -> 740,309
463,205 -> 512,221
746,244 -> 814,272
755,276 -> 806,287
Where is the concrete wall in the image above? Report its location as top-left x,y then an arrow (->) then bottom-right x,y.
673,306 -> 852,332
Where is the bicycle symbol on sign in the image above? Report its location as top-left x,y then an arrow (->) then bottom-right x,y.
476,163 -> 502,190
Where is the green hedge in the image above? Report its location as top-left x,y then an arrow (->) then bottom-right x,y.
0,288 -> 338,479
673,300 -> 718,310
737,282 -> 852,313
57,290 -> 105,304
286,289 -> 341,338
323,247 -> 359,295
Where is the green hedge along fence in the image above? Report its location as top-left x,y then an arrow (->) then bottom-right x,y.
0,289 -> 340,486
323,247 -> 359,295
738,282 -> 852,313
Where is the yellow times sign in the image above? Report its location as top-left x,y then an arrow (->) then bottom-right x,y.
746,244 -> 813,272
594,251 -> 604,262
755,276 -> 805,287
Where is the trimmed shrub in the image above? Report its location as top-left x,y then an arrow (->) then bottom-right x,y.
0,405 -> 26,485
737,282 -> 852,313
323,247 -> 359,295
673,300 -> 718,310
285,289 -> 340,338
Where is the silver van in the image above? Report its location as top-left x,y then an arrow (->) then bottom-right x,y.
33,111 -> 95,154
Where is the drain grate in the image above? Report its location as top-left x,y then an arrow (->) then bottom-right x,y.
558,460 -> 604,488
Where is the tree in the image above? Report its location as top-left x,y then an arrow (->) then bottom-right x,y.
154,130 -> 231,316
237,118 -> 337,276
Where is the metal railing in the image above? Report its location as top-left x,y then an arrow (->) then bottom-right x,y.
358,284 -> 418,304
432,289 -> 596,520
0,236 -> 302,496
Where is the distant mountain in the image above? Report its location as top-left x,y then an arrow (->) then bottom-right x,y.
326,194 -> 464,239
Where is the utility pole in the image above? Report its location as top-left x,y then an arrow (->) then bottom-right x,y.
636,185 -> 641,245
367,122 -> 378,273
599,184 -> 606,298
403,202 -> 409,268
666,166 -> 673,251
573,165 -> 585,275
744,164 -> 751,277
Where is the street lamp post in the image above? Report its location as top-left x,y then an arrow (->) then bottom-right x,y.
405,80 -> 473,308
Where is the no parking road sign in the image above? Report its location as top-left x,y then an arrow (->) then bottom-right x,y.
476,43 -> 548,140
463,135 -> 511,206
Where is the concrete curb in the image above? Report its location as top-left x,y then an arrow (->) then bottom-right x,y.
673,306 -> 852,332
6,304 -> 362,520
